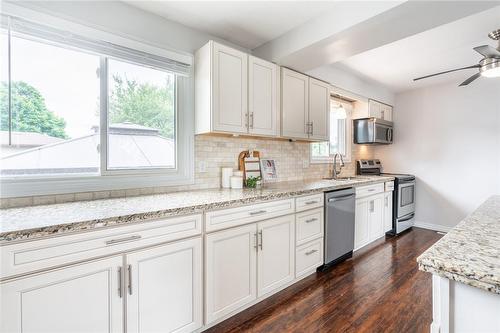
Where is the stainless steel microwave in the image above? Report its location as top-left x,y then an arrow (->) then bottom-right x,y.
353,118 -> 393,144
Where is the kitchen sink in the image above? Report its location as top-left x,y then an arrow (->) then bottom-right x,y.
323,177 -> 358,181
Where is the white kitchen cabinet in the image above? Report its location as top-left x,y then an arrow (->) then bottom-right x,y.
195,41 -> 248,135
384,191 -> 393,232
368,194 -> 385,241
352,99 -> 393,121
205,223 -> 257,324
195,41 -> 279,137
281,68 -> 330,141
355,193 -> 385,250
380,103 -> 393,121
354,198 -> 370,250
1,256 -> 124,333
369,99 -> 392,121
257,215 -> 295,297
248,55 -> 279,136
308,77 -> 330,141
126,237 -> 203,333
281,67 -> 309,139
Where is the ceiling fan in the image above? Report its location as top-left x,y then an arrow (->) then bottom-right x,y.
414,29 -> 500,86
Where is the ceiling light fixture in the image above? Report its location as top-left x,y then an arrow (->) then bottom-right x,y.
480,59 -> 500,78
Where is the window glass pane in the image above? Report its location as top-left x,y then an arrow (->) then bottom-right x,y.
1,28 -> 9,153
107,59 -> 176,169
1,34 -> 100,176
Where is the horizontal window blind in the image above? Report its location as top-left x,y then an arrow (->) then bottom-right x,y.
1,15 -> 191,76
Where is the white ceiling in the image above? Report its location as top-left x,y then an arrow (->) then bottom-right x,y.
125,1 -> 338,49
338,6 -> 500,92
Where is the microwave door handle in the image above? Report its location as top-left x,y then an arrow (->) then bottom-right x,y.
387,128 -> 393,142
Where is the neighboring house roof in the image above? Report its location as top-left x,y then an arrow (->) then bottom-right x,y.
1,124 -> 175,175
0,131 -> 64,147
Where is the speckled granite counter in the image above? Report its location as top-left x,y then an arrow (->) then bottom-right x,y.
417,195 -> 500,294
0,176 -> 393,244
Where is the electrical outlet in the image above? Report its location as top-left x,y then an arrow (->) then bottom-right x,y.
302,160 -> 309,169
198,160 -> 207,173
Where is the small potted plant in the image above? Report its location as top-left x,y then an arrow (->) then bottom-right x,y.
245,176 -> 262,189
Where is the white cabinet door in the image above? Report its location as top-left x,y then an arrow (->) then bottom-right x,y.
384,192 -> 393,232
126,238 -> 202,333
248,56 -> 278,136
308,78 -> 330,141
354,198 -> 370,250
257,215 -> 295,297
381,104 -> 393,121
281,68 -> 309,139
205,224 -> 257,324
368,194 -> 385,241
1,256 -> 123,333
212,42 -> 248,134
368,100 -> 383,119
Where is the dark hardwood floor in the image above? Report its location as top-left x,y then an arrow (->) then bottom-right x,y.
206,227 -> 442,333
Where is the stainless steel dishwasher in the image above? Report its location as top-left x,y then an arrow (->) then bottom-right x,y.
324,188 -> 355,266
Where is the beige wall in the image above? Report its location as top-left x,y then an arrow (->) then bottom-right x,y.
1,135 -> 374,208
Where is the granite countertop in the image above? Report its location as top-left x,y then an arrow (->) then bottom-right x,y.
417,195 -> 500,294
0,176 -> 393,244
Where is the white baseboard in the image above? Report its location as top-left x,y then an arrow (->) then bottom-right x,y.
414,221 -> 452,233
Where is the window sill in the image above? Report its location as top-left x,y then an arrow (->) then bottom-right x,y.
310,157 -> 352,164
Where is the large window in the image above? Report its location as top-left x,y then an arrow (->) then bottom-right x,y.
311,97 -> 352,162
0,15 -> 193,196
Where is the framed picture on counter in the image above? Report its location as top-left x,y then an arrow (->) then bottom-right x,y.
260,159 -> 277,181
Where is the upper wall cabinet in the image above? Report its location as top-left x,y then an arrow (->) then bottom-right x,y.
353,99 -> 393,122
195,41 -> 279,137
281,68 -> 329,141
248,56 -> 279,136
308,78 -> 330,141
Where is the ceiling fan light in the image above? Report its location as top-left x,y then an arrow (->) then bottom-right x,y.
480,60 -> 500,78
481,66 -> 500,78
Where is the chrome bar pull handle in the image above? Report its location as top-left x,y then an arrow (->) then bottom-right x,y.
305,249 -> 317,256
249,210 -> 267,216
118,266 -> 122,298
258,230 -> 263,250
305,200 -> 318,205
250,112 -> 254,128
106,235 -> 141,246
305,218 -> 317,223
127,264 -> 133,295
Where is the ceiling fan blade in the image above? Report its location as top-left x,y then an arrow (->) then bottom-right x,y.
413,64 -> 480,81
459,73 -> 481,86
473,45 -> 500,58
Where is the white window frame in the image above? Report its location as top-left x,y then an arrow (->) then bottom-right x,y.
0,5 -> 194,198
310,97 -> 353,164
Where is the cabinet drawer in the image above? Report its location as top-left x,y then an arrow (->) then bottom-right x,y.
355,183 -> 384,198
295,193 -> 324,212
296,208 -> 323,246
1,214 -> 202,280
296,238 -> 324,278
205,199 -> 295,232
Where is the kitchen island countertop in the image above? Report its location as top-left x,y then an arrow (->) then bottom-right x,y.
417,195 -> 500,294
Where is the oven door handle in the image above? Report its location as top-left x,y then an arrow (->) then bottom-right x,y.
398,179 -> 416,184
398,213 -> 415,222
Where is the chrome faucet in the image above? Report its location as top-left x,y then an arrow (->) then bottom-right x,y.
332,153 -> 345,179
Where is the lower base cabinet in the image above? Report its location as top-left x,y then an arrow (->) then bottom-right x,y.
383,191 -> 393,232
205,215 -> 295,324
126,238 -> 203,333
1,256 -> 124,333
1,237 -> 203,333
355,193 -> 385,250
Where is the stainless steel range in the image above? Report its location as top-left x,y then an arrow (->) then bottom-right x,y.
356,159 -> 416,235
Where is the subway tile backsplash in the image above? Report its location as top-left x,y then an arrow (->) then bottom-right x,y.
1,135 -> 374,208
